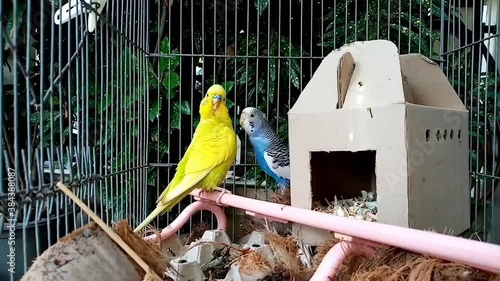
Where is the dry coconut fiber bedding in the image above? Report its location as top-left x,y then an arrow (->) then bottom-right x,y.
25,183 -> 499,281
180,219 -> 500,281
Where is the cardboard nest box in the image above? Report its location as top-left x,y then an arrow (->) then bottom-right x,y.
288,40 -> 470,245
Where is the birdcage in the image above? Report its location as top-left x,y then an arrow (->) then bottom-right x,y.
1,0 -> 500,280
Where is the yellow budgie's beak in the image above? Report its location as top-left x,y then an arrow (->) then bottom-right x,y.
213,94 -> 222,111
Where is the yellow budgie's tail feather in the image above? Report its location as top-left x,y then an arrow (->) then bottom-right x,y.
155,179 -> 176,205
134,182 -> 203,234
133,205 -> 165,233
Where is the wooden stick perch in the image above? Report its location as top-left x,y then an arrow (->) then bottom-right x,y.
56,182 -> 163,281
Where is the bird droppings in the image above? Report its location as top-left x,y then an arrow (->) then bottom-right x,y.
313,190 -> 378,222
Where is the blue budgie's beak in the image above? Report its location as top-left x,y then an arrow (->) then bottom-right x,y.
213,94 -> 222,111
239,112 -> 246,126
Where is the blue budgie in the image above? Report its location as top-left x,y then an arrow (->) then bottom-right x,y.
239,107 -> 290,190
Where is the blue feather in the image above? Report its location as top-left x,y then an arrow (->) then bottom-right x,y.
240,107 -> 291,190
250,135 -> 290,189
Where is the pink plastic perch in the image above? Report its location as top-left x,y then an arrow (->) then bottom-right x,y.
309,240 -> 377,281
188,188 -> 500,275
143,200 -> 227,242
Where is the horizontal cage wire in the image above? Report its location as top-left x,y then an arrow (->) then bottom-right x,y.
0,0 -> 499,279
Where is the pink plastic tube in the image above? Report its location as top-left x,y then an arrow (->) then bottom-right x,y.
190,189 -> 500,275
310,241 -> 377,281
143,200 -> 227,242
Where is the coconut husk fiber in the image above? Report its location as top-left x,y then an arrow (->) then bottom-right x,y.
23,182 -> 175,281
313,235 -> 500,281
21,221 -> 173,281
236,216 -> 267,243
264,230 -> 315,281
269,189 -> 291,206
233,228 -> 314,281
114,221 -> 174,279
182,221 -> 211,245
236,249 -> 274,278
233,189 -> 291,243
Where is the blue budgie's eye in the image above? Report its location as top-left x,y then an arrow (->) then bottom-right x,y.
250,114 -> 254,118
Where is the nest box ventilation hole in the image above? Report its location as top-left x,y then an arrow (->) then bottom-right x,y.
426,128 -> 462,142
310,151 -> 376,205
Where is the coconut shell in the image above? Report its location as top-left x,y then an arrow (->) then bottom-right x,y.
20,222 -> 143,281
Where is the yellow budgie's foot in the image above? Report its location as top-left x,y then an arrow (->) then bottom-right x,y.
194,188 -> 231,206
214,187 -> 231,206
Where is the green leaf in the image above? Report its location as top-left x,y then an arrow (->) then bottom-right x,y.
99,90 -> 115,113
150,126 -> 159,141
255,0 -> 270,15
159,141 -> 170,157
160,36 -> 172,54
132,125 -> 139,136
159,37 -> 181,72
125,86 -> 145,108
169,50 -> 181,70
162,72 -> 180,93
193,117 -> 201,129
5,2 -> 27,42
148,170 -> 157,186
150,98 -> 162,121
180,100 -> 192,115
147,61 -> 160,88
171,102 -> 182,129
227,99 -> 235,110
268,59 -> 277,100
222,81 -> 235,93
121,48 -> 139,80
30,110 -> 61,125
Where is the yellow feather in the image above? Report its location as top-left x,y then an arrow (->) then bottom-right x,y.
134,85 -> 237,233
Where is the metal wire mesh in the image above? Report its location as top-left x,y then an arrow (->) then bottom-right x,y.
441,0 -> 500,244
0,0 -> 150,280
144,0 -> 499,244
0,0 -> 499,279
145,0 -> 436,239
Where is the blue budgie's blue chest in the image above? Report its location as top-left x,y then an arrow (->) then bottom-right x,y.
249,134 -> 290,188
249,135 -> 270,154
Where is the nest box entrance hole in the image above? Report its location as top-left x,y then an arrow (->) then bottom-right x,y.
310,150 -> 376,206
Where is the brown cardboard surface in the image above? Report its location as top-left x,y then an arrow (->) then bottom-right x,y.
337,52 -> 355,109
288,40 -> 470,245
399,54 -> 467,110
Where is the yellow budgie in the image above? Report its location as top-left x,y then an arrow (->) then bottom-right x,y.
134,84 -> 237,233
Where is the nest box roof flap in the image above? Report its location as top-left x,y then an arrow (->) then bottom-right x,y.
289,40 -> 407,115
399,54 -> 467,111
